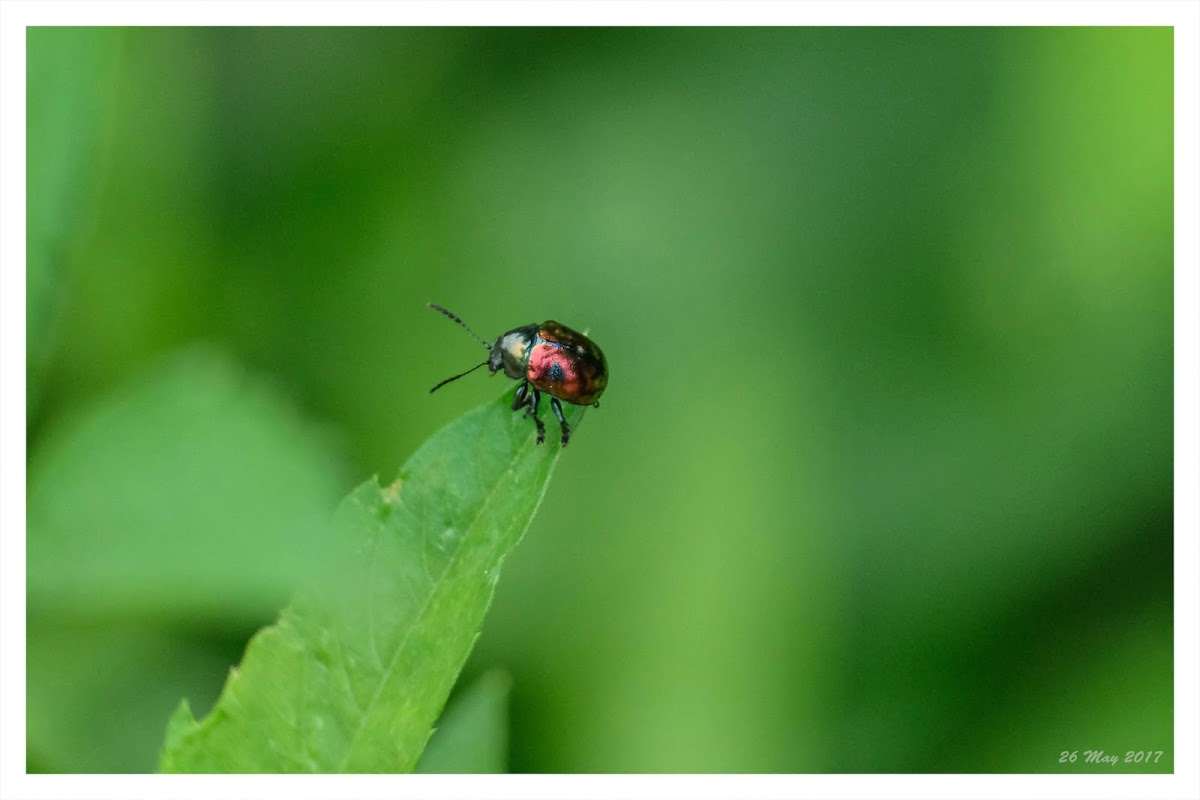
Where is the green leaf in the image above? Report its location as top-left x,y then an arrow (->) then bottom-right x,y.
416,670 -> 512,774
158,386 -> 586,772
26,348 -> 345,623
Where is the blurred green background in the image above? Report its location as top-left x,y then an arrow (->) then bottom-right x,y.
26,26 -> 1173,773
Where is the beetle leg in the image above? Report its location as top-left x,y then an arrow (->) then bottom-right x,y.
550,396 -> 570,446
525,388 -> 545,444
512,380 -> 528,411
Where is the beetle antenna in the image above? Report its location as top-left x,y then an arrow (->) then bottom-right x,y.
430,360 -> 488,393
428,303 -> 491,350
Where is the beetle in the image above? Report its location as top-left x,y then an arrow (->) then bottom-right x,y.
428,302 -> 607,446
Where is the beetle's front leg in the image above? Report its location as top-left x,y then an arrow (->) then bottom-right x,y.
528,389 -> 546,444
513,380 -> 530,412
517,384 -> 545,445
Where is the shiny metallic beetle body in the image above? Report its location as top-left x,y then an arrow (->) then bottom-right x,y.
428,304 -> 607,446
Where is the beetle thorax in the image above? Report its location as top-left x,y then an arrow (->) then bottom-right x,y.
489,326 -> 537,379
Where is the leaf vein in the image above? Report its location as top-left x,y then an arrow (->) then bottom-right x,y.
333,447 -> 533,772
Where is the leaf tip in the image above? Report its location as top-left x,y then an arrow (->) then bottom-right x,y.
158,698 -> 198,771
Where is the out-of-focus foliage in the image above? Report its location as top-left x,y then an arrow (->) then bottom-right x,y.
26,26 -> 1172,773
26,26 -> 122,414
416,671 -> 512,774
27,349 -> 341,621
25,349 -> 346,772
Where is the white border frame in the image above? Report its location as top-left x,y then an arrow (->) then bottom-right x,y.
2,2 -> 1196,799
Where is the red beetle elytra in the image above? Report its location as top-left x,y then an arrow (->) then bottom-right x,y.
428,303 -> 608,446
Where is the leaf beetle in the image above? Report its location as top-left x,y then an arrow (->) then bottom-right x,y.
428,302 -> 608,446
